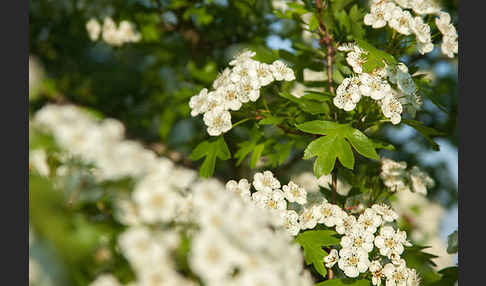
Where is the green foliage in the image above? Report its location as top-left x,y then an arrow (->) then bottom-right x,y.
297,120 -> 379,177
402,119 -> 446,151
295,230 -> 341,278
429,267 -> 458,286
356,39 -> 397,73
447,230 -> 458,254
189,136 -> 231,177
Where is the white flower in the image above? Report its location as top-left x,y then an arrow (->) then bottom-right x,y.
314,202 -> 345,227
190,230 -> 237,282
334,77 -> 362,111
346,47 -> 367,74
409,166 -> 435,195
380,94 -> 403,124
118,227 -> 166,268
364,2 -> 396,29
338,248 -> 370,278
238,75 -> 261,102
282,210 -> 300,235
89,274 -> 121,286
383,262 -> 409,286
282,181 -> 307,205
359,73 -> 392,100
407,268 -> 421,286
252,189 -> 287,212
219,83 -> 243,111
358,208 -> 383,234
441,34 -> 458,58
397,72 -> 417,96
86,18 -> 101,41
203,106 -> 232,136
372,203 -> 399,222
299,206 -> 320,230
30,149 -> 50,177
203,90 -> 224,113
249,61 -> 275,86
369,260 -> 385,286
226,179 -> 251,201
380,157 -> 410,192
229,50 -> 256,66
389,8 -> 413,35
270,60 -> 295,81
253,170 -> 281,193
341,227 -> 375,253
132,179 -> 180,223
416,40 -> 434,55
189,88 -> 210,116
411,0 -> 440,15
324,249 -> 339,268
410,16 -> 431,44
374,226 -> 411,258
213,67 -> 232,89
336,214 -> 357,235
230,59 -> 255,83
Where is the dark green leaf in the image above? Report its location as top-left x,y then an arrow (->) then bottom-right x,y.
295,230 -> 340,278
189,136 -> 231,178
446,230 -> 458,254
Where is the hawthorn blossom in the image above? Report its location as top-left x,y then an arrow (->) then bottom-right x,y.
340,228 -> 375,253
382,262 -> 409,286
358,208 -> 383,234
338,248 -> 371,278
389,8 -> 413,35
250,61 -> 274,86
86,18 -> 101,41
229,50 -> 256,66
203,106 -> 232,136
372,203 -> 399,222
374,226 -> 411,258
225,179 -> 251,201
270,60 -> 295,81
380,94 -> 403,124
282,210 -> 300,235
334,77 -> 362,111
359,73 -> 392,100
189,88 -> 209,116
253,171 -> 281,193
409,166 -> 435,195
282,181 -> 307,205
369,260 -> 385,286
324,249 -> 339,268
364,2 -> 396,29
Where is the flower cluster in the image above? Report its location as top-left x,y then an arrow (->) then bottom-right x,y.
86,17 -> 141,46
33,104 -> 313,286
34,104 -> 159,181
335,43 -> 422,124
364,0 -> 457,57
227,170 -> 421,284
380,157 -> 435,195
322,203 -> 421,285
189,50 -> 295,136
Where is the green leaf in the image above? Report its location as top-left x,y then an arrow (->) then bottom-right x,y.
250,143 -> 265,169
315,279 -> 371,286
356,39 -> 397,73
308,14 -> 320,31
446,230 -> 458,254
295,230 -> 340,278
296,120 -> 379,176
189,136 -> 231,178
402,119 -> 445,151
279,92 -> 328,114
429,267 -> 458,286
258,115 -> 284,125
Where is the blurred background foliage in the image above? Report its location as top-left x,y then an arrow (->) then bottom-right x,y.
29,0 -> 458,285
